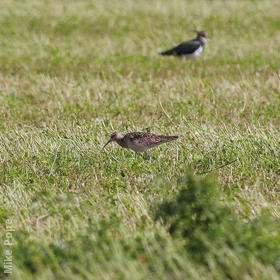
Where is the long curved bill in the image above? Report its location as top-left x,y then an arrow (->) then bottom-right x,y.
103,139 -> 112,149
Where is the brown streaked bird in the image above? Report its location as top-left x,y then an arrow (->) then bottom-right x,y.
103,132 -> 179,162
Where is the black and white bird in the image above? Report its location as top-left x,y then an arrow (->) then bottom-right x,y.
160,31 -> 209,59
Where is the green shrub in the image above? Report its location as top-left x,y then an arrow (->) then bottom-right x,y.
155,172 -> 280,276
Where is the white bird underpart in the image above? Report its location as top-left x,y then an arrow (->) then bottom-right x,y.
183,45 -> 203,59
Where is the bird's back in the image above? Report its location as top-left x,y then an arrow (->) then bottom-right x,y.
161,39 -> 201,56
124,132 -> 178,150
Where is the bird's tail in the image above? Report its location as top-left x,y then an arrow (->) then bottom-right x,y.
151,135 -> 179,148
169,135 -> 179,141
160,49 -> 173,56
161,135 -> 179,142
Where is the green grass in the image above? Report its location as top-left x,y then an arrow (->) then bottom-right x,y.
0,0 -> 280,279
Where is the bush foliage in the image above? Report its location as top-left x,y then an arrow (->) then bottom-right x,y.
156,173 -> 280,277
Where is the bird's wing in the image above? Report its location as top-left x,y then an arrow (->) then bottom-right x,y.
161,40 -> 201,56
126,132 -> 150,141
127,132 -> 177,145
150,135 -> 178,145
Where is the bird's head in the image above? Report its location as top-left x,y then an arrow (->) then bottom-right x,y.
103,131 -> 123,148
196,31 -> 209,43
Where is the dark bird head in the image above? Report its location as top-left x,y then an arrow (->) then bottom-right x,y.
196,31 -> 209,43
103,131 -> 123,149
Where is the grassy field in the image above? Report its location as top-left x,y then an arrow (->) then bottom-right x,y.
0,0 -> 280,279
